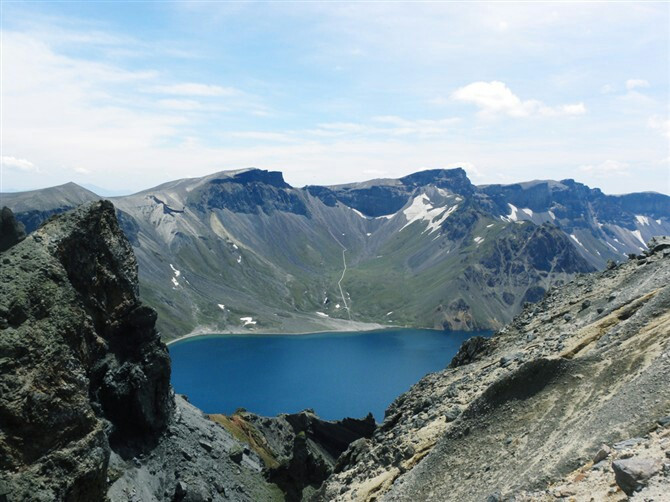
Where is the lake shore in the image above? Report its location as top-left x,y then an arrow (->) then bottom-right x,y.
165,318 -> 395,346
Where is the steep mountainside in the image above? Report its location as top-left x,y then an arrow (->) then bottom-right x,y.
3,169 -> 668,339
0,203 -> 282,501
314,237 -> 670,501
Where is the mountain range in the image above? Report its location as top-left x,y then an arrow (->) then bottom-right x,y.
2,168 -> 668,340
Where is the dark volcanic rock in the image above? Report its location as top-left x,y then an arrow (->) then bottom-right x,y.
612,458 -> 660,495
449,336 -> 492,368
0,201 -> 281,502
225,409 -> 376,501
0,201 -> 171,500
0,206 -> 26,251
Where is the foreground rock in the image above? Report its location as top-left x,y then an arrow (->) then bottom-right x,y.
210,409 -> 376,501
0,203 -> 280,501
315,237 -> 670,501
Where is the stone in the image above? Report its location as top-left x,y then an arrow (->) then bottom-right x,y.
657,416 -> 670,427
445,407 -> 461,422
612,458 -> 660,495
613,438 -> 645,450
593,444 -> 611,463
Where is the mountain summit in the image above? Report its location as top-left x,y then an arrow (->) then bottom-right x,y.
3,168 -> 669,339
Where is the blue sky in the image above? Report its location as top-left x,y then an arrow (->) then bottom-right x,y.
1,1 -> 668,194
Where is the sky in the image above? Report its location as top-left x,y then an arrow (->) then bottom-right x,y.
1,1 -> 668,195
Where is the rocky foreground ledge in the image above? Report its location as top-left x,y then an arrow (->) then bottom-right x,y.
315,237 -> 670,501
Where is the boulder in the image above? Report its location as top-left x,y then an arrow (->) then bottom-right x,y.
612,458 -> 660,495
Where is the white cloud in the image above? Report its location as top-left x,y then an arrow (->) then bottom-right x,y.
311,116 -> 459,138
579,160 -> 629,177
157,98 -> 207,111
74,167 -> 91,174
648,115 -> 670,139
625,79 -> 650,90
229,131 -> 295,142
451,81 -> 586,118
151,83 -> 240,97
1,156 -> 38,172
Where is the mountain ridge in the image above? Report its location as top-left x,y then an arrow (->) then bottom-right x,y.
3,167 -> 669,339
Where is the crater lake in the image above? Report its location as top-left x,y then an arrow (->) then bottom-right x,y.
169,328 -> 490,421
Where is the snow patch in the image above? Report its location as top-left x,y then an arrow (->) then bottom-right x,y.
169,264 -> 181,277
631,229 -> 647,247
171,277 -> 179,288
232,243 -> 238,250
521,208 -> 533,217
316,312 -> 329,318
486,224 -> 494,228
570,234 -> 584,247
335,303 -> 341,309
548,210 -> 556,220
237,256 -> 242,264
505,203 -> 519,222
366,232 -> 372,237
474,236 -> 484,245
217,304 -> 225,310
656,219 -> 662,225
400,193 -> 458,234
606,241 -> 618,251
386,311 -> 393,316
240,317 -> 257,326
635,215 -> 650,226
350,207 -> 368,219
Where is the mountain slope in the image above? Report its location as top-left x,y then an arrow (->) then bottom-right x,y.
0,182 -> 99,233
3,168 -> 669,339
315,237 -> 670,501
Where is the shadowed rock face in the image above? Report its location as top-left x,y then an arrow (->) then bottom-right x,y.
0,207 -> 26,251
0,201 -> 171,501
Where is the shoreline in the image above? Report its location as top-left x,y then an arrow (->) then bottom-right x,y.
165,323 -> 439,346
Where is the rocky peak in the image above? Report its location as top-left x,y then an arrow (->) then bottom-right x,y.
400,167 -> 474,195
0,206 -> 26,252
0,200 -> 171,500
225,168 -> 292,188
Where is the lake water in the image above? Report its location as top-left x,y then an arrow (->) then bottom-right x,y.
169,328 -> 490,421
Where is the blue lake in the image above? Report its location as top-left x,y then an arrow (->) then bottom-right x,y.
169,328 -> 489,421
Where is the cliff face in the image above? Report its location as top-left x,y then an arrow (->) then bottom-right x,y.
0,203 -> 284,502
0,201 -> 171,500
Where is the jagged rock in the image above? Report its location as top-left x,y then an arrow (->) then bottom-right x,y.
449,336 -> 492,368
0,206 -> 26,251
612,458 -> 660,495
0,201 -> 170,500
0,202 -> 281,502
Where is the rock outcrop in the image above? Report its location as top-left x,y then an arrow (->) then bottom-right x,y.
0,202 -> 281,501
0,207 -> 26,252
315,237 -> 670,501
210,409 -> 376,501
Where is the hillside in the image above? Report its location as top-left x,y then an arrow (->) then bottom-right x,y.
3,168 -> 669,339
315,237 -> 670,501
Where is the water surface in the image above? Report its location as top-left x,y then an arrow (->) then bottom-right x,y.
169,328 -> 490,421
